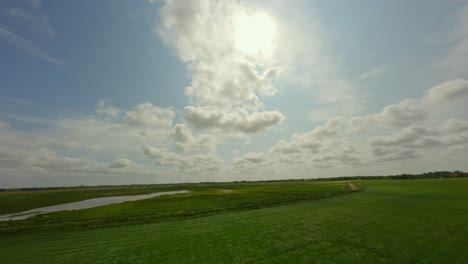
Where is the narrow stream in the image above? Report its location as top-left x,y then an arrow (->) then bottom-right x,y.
0,190 -> 191,221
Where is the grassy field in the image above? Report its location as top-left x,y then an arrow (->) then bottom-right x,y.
0,181 -> 347,232
0,178 -> 467,263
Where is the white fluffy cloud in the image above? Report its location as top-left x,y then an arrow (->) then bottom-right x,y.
372,104 -> 427,128
159,0 -> 284,134
143,146 -> 222,174
171,123 -> 216,153
229,116 -> 362,175
2,1 -> 468,187
425,79 -> 468,104
184,106 -> 283,133
233,151 -> 268,165
227,78 -> 468,176
0,147 -> 146,178
123,103 -> 175,128
364,80 -> 468,163
441,119 -> 468,134
1,0 -> 288,186
272,118 -> 361,168
54,102 -> 175,154
0,101 -> 178,187
232,151 -> 271,173
369,117 -> 468,162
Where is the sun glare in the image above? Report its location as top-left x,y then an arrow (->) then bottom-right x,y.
235,11 -> 277,56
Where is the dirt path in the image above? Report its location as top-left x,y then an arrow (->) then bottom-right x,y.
346,182 -> 361,191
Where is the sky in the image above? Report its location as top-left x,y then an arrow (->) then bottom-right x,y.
1,0 -> 468,188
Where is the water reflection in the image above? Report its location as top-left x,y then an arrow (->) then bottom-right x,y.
0,190 -> 191,221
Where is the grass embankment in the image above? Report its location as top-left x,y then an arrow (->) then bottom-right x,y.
0,181 -> 349,232
1,178 -> 467,263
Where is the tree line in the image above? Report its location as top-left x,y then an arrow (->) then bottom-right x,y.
307,170 -> 467,181
1,171 -> 466,191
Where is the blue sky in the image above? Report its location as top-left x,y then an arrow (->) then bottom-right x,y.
1,0 -> 468,188
0,0 -> 188,117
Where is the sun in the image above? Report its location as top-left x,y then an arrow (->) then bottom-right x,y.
235,11 -> 277,56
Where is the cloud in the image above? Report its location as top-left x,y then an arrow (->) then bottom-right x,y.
0,147 -> 88,173
360,65 -> 388,80
8,78 -> 465,184
375,150 -> 419,162
435,2 -> 468,78
313,153 -> 360,165
370,126 -> 435,147
0,96 -> 28,105
149,0 -> 289,175
96,99 -> 122,118
143,146 -> 222,173
232,151 -> 271,172
369,118 -> 468,162
0,100 -> 176,160
425,79 -> 468,103
0,147 -> 28,168
372,104 -> 427,128
0,26 -> 63,64
109,158 -> 134,169
269,3 -> 365,120
0,114 -> 169,187
3,113 -> 54,124
273,118 -> 361,167
440,119 -> 468,134
234,152 -> 268,165
229,116 -> 362,175
0,120 -> 10,129
0,147 -> 152,180
7,7 -> 55,38
364,79 -> 468,129
30,0 -> 42,8
271,120 -> 339,156
273,140 -> 303,154
31,151 -> 94,172
229,78 -> 468,175
54,102 -> 175,154
158,0 -> 238,63
171,123 -> 216,153
159,0 -> 283,134
184,106 -> 284,133
123,102 -> 175,128
3,2 -> 468,186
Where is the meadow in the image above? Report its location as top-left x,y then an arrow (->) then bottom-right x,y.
0,178 -> 467,263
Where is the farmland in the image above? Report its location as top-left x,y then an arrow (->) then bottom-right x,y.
0,178 -> 467,263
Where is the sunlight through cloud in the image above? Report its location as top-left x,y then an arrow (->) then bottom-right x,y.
235,11 -> 277,56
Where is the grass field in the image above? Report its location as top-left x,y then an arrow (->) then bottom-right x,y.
0,181 -> 348,232
0,178 -> 467,263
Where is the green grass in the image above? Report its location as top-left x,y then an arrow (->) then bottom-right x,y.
0,181 -> 347,232
0,178 -> 467,263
